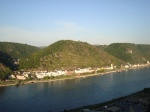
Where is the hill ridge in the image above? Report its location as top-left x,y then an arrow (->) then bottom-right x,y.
103,43 -> 150,64
20,40 -> 123,70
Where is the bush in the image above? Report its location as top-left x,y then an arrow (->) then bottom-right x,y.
15,80 -> 21,86
0,68 -> 11,81
97,69 -> 105,73
43,76 -> 50,80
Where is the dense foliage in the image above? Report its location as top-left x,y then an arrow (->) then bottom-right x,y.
1,41 -> 150,72
19,40 -> 123,70
0,41 -> 40,68
104,43 -> 150,64
0,42 -> 40,59
136,44 -> 150,61
0,63 -> 11,81
0,51 -> 18,70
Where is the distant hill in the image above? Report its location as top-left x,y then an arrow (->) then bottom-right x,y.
103,43 -> 150,64
19,40 -> 123,70
0,42 -> 40,59
136,44 -> 150,61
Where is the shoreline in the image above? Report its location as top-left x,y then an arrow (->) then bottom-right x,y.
0,64 -> 149,87
67,88 -> 150,112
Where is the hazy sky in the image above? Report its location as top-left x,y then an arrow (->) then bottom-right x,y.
0,0 -> 150,46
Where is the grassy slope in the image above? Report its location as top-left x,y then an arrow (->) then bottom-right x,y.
0,51 -> 17,70
104,43 -> 150,64
0,42 -> 40,59
20,40 -> 124,70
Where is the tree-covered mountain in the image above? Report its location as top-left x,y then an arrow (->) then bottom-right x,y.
19,40 -> 124,70
0,42 -> 40,78
103,43 -> 150,64
136,44 -> 150,61
1,41 -> 150,72
0,42 -> 40,59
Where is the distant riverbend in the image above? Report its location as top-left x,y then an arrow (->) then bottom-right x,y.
0,67 -> 150,112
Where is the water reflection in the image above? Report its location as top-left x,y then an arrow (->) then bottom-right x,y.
0,87 -> 5,95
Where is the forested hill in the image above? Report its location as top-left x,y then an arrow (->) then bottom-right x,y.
0,42 -> 40,59
0,62 -> 11,81
2,41 -> 150,71
19,40 -> 123,70
0,51 -> 17,70
102,43 -> 150,64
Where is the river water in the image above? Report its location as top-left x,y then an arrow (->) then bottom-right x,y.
0,67 -> 150,112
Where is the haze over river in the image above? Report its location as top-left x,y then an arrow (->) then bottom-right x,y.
0,67 -> 150,112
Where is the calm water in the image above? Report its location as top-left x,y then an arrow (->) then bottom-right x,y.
0,67 -> 150,112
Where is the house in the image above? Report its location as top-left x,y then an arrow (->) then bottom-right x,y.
50,71 -> 59,76
75,68 -> 92,74
23,72 -> 30,75
35,70 -> 66,79
9,75 -> 16,79
35,72 -> 47,79
24,74 -> 30,78
67,69 -> 75,75
16,75 -> 26,80
36,74 -> 45,79
125,65 -> 130,68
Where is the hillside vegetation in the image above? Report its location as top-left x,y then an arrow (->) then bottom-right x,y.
104,43 -> 150,64
1,41 -> 150,72
0,51 -> 18,70
0,63 -> 11,81
0,42 -> 40,80
20,40 -> 123,70
0,42 -> 40,59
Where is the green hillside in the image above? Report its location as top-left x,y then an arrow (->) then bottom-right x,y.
0,63 -> 11,81
0,51 -> 18,70
20,40 -> 123,70
136,44 -> 150,61
0,42 -> 40,59
2,41 -> 150,71
104,43 -> 150,64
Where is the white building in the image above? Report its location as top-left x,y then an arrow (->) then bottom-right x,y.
9,75 -> 16,79
75,68 -> 91,74
124,65 -> 130,68
35,70 -> 67,79
16,75 -> 26,80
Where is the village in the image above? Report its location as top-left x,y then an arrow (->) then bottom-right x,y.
8,61 -> 150,81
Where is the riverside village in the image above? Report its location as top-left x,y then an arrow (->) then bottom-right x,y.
9,61 -> 150,81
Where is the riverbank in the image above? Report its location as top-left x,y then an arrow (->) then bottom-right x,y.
0,71 -> 110,87
67,88 -> 150,112
0,69 -> 118,87
0,64 -> 150,87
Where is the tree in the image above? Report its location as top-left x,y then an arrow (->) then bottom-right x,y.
0,68 -> 11,81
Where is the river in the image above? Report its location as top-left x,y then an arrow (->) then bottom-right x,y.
0,67 -> 150,112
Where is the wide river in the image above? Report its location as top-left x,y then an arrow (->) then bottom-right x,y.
0,67 -> 150,112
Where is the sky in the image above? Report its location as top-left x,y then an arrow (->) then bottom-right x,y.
0,0 -> 150,46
